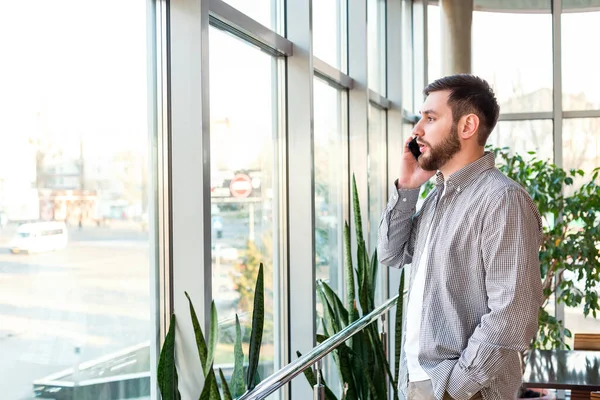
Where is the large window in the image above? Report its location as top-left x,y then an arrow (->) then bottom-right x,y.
0,2 -> 154,398
209,26 -> 282,384
562,10 -> 600,111
472,8 -> 553,113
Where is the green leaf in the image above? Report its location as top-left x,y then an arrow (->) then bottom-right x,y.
319,280 -> 349,328
344,222 -> 356,320
231,315 -> 246,396
219,369 -> 233,400
246,263 -> 265,390
352,174 -> 364,246
207,301 -> 218,374
157,314 -> 181,400
199,368 -> 221,400
185,291 -> 209,377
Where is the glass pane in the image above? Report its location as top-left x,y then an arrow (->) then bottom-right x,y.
562,117 -> 600,348
314,77 -> 346,397
368,0 -> 386,94
314,78 -> 345,295
562,11 -> 600,111
221,0 -> 282,33
313,0 -> 347,71
402,0 -> 414,112
487,120 -> 554,162
368,106 -> 387,254
427,4 -> 441,83
368,105 -> 387,305
0,2 -> 154,399
563,118 -> 600,191
209,27 -> 281,387
472,8 -> 553,113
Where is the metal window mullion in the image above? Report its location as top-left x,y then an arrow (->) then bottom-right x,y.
286,0 -> 316,398
208,0 -> 292,56
499,112 -> 554,121
386,0 -> 404,385
563,109 -> 600,118
314,57 -> 354,90
368,89 -> 391,110
168,0 -> 212,396
150,1 -> 168,399
552,0 -> 565,350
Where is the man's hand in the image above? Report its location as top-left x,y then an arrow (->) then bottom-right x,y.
397,136 -> 436,189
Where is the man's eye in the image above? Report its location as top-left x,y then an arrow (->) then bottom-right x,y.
428,117 -> 435,122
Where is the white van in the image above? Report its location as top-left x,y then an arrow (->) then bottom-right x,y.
10,221 -> 68,254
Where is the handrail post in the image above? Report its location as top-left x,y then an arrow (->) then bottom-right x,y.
313,359 -> 325,400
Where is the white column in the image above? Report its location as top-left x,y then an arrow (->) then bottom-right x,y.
440,0 -> 474,75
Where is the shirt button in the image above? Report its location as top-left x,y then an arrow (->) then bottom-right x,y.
466,393 -> 472,397
402,198 -> 407,202
456,187 -> 461,192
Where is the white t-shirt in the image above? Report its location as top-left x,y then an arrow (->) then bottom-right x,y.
405,184 -> 444,382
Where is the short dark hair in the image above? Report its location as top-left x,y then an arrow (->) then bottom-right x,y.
424,74 -> 500,146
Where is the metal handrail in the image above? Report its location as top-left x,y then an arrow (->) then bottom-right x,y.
237,294 -> 400,400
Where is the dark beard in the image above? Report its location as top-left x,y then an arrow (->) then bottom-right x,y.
418,122 -> 461,171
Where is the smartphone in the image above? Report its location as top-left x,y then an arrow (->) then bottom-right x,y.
408,137 -> 421,160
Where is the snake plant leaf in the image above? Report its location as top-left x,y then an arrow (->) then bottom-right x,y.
319,280 -> 349,328
185,291 -> 209,377
318,284 -> 342,334
394,270 -> 405,387
357,243 -> 370,315
157,314 -> 181,400
351,174 -> 364,245
344,222 -> 356,316
334,342 -> 359,400
230,315 -> 246,397
316,333 -> 329,343
296,351 -> 339,400
246,263 -> 264,390
199,368 -> 221,400
206,301 -> 218,375
369,249 -> 379,308
218,368 -> 233,400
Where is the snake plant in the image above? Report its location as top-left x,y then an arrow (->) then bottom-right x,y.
157,264 -> 265,399
301,175 -> 405,400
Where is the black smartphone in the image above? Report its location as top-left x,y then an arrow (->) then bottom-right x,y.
408,137 -> 421,160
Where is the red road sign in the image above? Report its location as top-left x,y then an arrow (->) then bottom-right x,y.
229,174 -> 253,198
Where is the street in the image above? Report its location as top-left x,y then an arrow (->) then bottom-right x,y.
0,223 -> 151,400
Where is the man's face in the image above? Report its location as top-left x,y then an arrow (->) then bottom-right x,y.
413,90 -> 461,172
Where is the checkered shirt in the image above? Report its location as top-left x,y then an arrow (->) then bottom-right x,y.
378,152 -> 544,400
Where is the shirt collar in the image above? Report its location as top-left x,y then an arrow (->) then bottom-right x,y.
435,152 -> 496,193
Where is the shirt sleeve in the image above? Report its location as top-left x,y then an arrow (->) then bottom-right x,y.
377,181 -> 421,269
446,187 -> 543,400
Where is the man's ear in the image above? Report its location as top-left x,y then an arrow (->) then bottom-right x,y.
459,114 -> 479,140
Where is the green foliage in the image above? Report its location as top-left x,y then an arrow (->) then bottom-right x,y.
300,174 -> 404,400
157,314 -> 181,400
157,264 -> 266,399
423,147 -> 600,350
